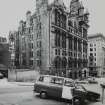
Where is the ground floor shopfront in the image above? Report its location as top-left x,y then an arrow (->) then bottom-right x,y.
40,67 -> 89,79
89,66 -> 105,77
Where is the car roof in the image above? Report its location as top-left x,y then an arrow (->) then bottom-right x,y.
40,75 -> 73,81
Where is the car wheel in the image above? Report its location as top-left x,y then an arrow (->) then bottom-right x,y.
73,97 -> 80,105
89,97 -> 96,101
40,92 -> 47,99
73,97 -> 84,105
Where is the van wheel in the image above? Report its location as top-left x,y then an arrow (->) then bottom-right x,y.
73,97 -> 84,105
40,92 -> 47,99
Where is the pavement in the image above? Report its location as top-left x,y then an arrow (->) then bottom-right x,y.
11,81 -> 34,86
0,78 -> 34,88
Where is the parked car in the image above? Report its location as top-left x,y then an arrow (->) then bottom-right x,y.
88,77 -> 98,84
0,72 -> 3,79
33,75 -> 100,104
74,84 -> 100,101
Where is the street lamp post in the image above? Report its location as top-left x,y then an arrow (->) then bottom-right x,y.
100,83 -> 105,104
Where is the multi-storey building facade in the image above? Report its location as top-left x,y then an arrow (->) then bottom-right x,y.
9,0 -> 89,79
9,11 -> 35,69
88,34 -> 105,77
0,36 -> 9,77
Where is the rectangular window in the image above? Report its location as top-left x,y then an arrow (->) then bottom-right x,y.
90,43 -> 93,47
37,60 -> 41,66
90,53 -> 93,56
55,49 -> 57,55
37,50 -> 41,57
69,38 -> 72,50
90,48 -> 93,51
29,60 -> 33,66
30,51 -> 33,57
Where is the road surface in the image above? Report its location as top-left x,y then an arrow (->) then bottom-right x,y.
0,86 -> 65,105
0,78 -> 104,105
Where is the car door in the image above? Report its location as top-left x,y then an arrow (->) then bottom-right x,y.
62,79 -> 74,100
74,85 -> 87,100
48,77 -> 63,98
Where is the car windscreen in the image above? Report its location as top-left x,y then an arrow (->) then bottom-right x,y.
75,85 -> 87,92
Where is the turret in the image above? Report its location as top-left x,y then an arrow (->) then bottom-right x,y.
26,11 -> 31,27
78,1 -> 84,16
36,0 -> 48,10
70,0 -> 80,17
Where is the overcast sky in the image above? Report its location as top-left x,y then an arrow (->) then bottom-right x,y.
0,0 -> 104,38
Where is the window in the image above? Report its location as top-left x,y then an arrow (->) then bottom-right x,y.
30,51 -> 33,57
64,80 -> 74,87
37,41 -> 41,48
83,28 -> 87,38
58,49 -> 60,55
90,48 -> 93,51
37,50 -> 41,57
37,60 -> 41,66
38,76 -> 44,82
94,48 -> 96,51
68,38 -> 72,50
78,41 -> 82,52
50,77 -> 63,85
43,77 -> 51,83
55,30 -> 60,47
90,43 -> 93,47
29,60 -> 33,66
29,43 -> 33,49
94,53 -> 96,56
74,38 -> 77,51
55,49 -> 57,55
61,32 -> 66,49
68,20 -> 73,27
90,53 -> 93,56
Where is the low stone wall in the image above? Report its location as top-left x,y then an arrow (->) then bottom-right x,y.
8,69 -> 39,82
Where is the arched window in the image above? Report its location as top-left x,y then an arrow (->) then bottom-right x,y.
54,56 -> 61,69
68,57 -> 72,68
62,57 -> 67,69
74,21 -> 77,28
68,20 -> 73,27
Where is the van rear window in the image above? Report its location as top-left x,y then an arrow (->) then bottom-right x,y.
38,76 -> 44,82
38,76 -> 51,83
64,80 -> 74,87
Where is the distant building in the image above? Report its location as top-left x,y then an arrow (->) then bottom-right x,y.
9,0 -> 89,79
0,36 -> 9,77
9,11 -> 34,69
0,37 -> 7,44
88,34 -> 105,77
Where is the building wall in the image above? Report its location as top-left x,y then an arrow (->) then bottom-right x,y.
9,0 -> 89,79
88,34 -> 105,77
34,0 -> 89,79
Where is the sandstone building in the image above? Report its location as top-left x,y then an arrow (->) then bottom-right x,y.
9,0 -> 89,79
